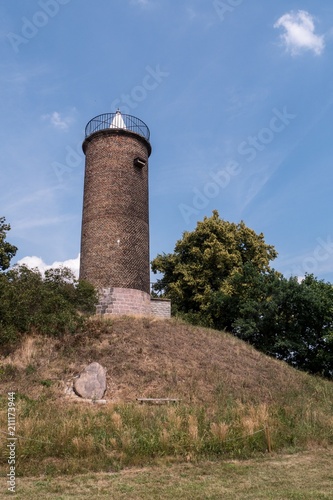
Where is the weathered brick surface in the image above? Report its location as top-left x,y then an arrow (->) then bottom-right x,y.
79,118 -> 171,319
80,128 -> 151,293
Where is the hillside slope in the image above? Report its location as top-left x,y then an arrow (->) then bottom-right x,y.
1,316 -> 323,406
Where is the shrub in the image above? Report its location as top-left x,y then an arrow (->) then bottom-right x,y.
0,265 -> 98,350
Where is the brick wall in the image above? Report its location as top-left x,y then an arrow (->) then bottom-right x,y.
80,128 -> 151,294
79,118 -> 172,319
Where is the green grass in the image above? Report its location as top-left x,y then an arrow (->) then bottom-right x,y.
2,447 -> 333,499
0,385 -> 333,478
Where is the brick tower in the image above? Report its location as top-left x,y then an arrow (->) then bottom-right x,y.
79,111 -> 152,315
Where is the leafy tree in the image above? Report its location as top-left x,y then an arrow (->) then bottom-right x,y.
151,210 -> 277,325
152,211 -> 333,377
0,265 -> 98,350
0,217 -> 17,271
204,262 -> 283,337
231,271 -> 333,377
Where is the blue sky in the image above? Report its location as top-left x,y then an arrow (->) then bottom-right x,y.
1,0 -> 333,283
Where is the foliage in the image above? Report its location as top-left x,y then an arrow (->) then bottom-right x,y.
231,269 -> 333,377
0,265 -> 98,348
0,216 -> 17,271
152,211 -> 333,377
151,210 -> 278,324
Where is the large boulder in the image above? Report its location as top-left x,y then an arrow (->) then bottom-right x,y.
73,362 -> 106,400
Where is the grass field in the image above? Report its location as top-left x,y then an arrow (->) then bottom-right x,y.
1,447 -> 333,499
1,317 -> 333,498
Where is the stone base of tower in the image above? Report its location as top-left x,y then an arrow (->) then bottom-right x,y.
97,288 -> 151,316
96,287 -> 171,318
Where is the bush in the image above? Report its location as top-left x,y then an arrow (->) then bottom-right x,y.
0,265 -> 98,350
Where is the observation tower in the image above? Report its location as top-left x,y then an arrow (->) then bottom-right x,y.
79,111 -> 152,315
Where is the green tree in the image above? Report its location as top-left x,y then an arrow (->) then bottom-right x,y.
151,210 -> 278,325
231,271 -> 333,377
0,217 -> 17,271
151,211 -> 333,377
0,265 -> 98,350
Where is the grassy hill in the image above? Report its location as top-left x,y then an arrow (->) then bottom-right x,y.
1,316 -> 333,477
0,316 -> 318,403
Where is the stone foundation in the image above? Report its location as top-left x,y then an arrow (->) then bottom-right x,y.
97,287 -> 151,316
150,298 -> 172,318
96,287 -> 171,318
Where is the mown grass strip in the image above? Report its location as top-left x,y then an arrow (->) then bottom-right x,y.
2,447 -> 333,499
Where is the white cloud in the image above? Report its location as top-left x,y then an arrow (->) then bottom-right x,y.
16,254 -> 80,278
274,10 -> 325,56
42,109 -> 76,130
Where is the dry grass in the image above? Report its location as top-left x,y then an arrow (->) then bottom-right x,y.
0,316 -> 316,406
1,317 -> 333,479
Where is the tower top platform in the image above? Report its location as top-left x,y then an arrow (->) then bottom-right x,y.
84,111 -> 150,142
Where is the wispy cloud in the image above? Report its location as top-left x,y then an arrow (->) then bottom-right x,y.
130,0 -> 150,7
4,188 -> 57,212
274,10 -> 325,56
278,240 -> 333,280
186,6 -> 198,21
41,109 -> 76,130
13,215 -> 75,231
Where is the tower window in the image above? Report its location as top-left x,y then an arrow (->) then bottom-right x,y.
134,157 -> 146,168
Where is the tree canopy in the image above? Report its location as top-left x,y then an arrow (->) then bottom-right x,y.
152,210 -> 278,321
229,267 -> 333,378
152,211 -> 333,378
0,217 -> 17,271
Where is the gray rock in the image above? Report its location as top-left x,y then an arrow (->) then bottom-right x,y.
73,362 -> 106,400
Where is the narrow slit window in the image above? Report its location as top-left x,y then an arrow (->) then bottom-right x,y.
134,157 -> 146,168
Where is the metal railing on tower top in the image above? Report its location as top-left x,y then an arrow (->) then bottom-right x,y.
85,112 -> 150,141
